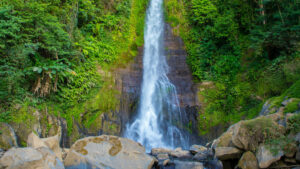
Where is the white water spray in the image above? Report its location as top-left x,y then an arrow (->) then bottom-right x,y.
124,0 -> 188,151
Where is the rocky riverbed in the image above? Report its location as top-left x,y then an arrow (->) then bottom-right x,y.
1,98 -> 300,169
0,133 -> 222,169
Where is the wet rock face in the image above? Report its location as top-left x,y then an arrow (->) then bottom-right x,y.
164,23 -> 201,143
164,24 -> 198,108
114,47 -> 143,132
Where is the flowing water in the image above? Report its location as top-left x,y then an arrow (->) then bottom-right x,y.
124,0 -> 189,151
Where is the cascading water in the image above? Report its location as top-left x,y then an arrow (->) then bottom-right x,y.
124,0 -> 189,151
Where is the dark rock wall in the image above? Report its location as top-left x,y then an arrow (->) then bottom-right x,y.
114,48 -> 144,133
164,23 -> 202,144
164,24 -> 199,108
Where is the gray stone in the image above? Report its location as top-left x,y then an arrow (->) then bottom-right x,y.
193,152 -> 209,161
151,148 -> 172,156
259,101 -> 271,116
174,160 -> 204,169
27,132 -> 63,161
157,153 -> 169,160
170,148 -> 193,159
64,135 -> 155,169
0,123 -> 18,150
282,98 -> 294,106
256,145 -> 284,168
0,147 -> 64,169
237,151 -> 258,169
215,147 -> 242,160
189,145 -> 207,155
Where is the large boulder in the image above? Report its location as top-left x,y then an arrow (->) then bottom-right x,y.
64,135 -> 155,169
231,116 -> 285,151
236,151 -> 258,169
215,147 -> 242,160
27,132 -> 48,148
0,147 -> 64,169
0,123 -> 18,150
27,132 -> 62,161
256,145 -> 284,168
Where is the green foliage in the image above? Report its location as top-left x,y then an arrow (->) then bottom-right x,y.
266,135 -> 295,156
287,113 -> 300,134
190,0 -> 217,25
284,99 -> 300,113
165,0 -> 300,134
0,111 -> 11,123
0,0 -> 149,136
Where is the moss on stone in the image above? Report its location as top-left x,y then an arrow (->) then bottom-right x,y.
240,117 -> 284,151
108,136 -> 122,156
284,98 -> 300,113
287,113 -> 300,134
74,140 -> 88,155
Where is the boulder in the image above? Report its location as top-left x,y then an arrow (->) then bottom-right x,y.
231,116 -> 285,151
192,149 -> 214,162
151,148 -> 172,156
170,147 -> 193,159
27,132 -> 48,148
0,123 -> 18,150
157,153 -> 169,160
0,147 -> 64,169
189,145 -> 207,155
256,145 -> 284,168
212,124 -> 236,148
62,148 -> 70,160
27,132 -> 62,161
42,134 -> 63,161
215,147 -> 242,160
236,151 -> 258,169
284,142 -> 297,158
173,160 -> 204,169
193,152 -> 209,161
64,135 -> 155,169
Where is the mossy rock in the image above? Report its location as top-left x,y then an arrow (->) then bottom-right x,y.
284,98 -> 300,113
231,116 -> 285,151
0,123 -> 18,150
237,151 -> 259,169
10,106 -> 61,147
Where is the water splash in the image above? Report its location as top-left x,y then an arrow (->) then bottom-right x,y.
124,0 -> 189,151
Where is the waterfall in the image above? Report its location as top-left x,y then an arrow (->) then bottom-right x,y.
124,0 -> 189,151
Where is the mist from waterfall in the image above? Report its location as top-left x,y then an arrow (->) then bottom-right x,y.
124,0 -> 189,151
